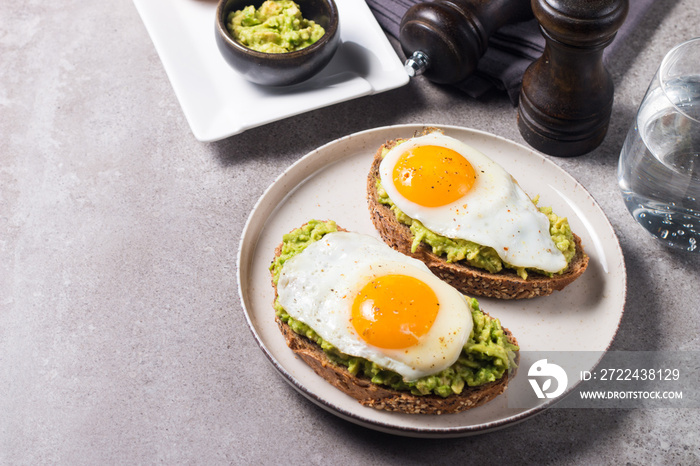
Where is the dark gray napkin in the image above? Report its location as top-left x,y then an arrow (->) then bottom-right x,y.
366,0 -> 655,104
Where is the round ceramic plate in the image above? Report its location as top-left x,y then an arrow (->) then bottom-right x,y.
237,124 -> 626,437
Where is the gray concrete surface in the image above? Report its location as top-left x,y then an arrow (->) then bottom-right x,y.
1,0 -> 698,464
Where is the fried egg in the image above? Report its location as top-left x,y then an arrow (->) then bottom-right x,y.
276,231 -> 473,381
379,132 -> 567,272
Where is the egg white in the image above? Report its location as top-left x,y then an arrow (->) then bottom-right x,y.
276,231 -> 473,381
379,132 -> 567,272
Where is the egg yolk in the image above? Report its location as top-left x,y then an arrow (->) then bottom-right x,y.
351,274 -> 439,349
392,145 -> 476,207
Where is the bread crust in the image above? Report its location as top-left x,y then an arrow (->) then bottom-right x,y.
271,223 -> 519,415
367,138 -> 589,299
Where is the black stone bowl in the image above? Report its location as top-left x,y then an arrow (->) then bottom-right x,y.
215,0 -> 340,86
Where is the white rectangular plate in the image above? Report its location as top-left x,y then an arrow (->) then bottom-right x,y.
132,0 -> 409,142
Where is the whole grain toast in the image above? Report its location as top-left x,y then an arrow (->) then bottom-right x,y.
367,137 -> 589,300
271,223 -> 519,415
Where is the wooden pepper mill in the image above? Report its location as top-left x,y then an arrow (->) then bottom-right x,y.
400,0 -> 533,84
517,0 -> 628,157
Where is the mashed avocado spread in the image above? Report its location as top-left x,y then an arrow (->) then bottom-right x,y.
227,1 -> 325,53
376,143 -> 577,279
270,220 -> 519,398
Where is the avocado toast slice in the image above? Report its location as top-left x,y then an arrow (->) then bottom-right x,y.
270,220 -> 519,414
367,132 -> 589,299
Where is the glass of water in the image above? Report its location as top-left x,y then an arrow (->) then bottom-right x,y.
618,37 -> 700,253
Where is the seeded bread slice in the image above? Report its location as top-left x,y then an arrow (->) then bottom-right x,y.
367,138 -> 590,300
271,224 -> 519,415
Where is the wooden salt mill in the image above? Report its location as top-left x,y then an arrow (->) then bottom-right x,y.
400,0 -> 533,84
518,0 -> 628,157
